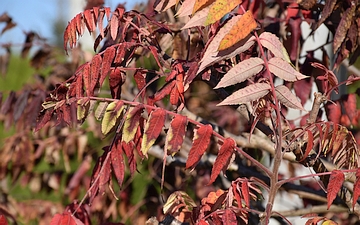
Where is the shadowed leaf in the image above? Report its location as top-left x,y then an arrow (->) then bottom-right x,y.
353,168 -> 360,210
222,209 -> 237,225
333,4 -> 355,53
111,141 -> 125,187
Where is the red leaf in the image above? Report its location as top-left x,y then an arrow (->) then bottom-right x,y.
109,68 -> 125,99
111,141 -> 125,187
104,7 -> 111,21
75,13 -> 84,37
222,209 -> 237,225
209,138 -> 236,184
0,215 -> 8,225
35,109 -> 54,132
325,102 -> 341,124
122,104 -> 144,143
84,9 -> 95,33
82,63 -> 91,96
298,130 -> 314,162
342,94 -> 357,123
134,70 -> 146,98
241,179 -> 250,207
141,108 -> 166,156
165,115 -> 188,155
232,182 -> 242,208
50,212 -> 76,225
122,141 -> 137,176
153,80 -> 176,102
99,154 -> 111,194
327,170 -> 344,209
186,124 -> 213,169
294,77 -> 312,105
110,14 -> 119,41
100,46 -> 116,87
98,10 -> 105,38
170,85 -> 180,106
353,168 -> 360,210
90,54 -> 102,93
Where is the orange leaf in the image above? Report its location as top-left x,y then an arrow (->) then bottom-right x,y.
141,108 -> 166,156
165,115 -> 188,155
327,170 -> 344,209
209,138 -> 236,184
186,124 -> 213,169
205,0 -> 242,26
353,168 -> 360,210
218,11 -> 257,51
192,0 -> 215,14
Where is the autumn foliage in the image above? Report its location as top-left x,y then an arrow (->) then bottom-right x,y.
1,0 -> 360,224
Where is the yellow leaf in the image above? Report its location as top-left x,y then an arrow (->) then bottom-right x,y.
101,101 -> 124,135
218,10 -> 257,51
192,0 -> 215,15
205,0 -> 242,26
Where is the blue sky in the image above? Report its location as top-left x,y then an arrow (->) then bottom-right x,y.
0,0 -> 146,52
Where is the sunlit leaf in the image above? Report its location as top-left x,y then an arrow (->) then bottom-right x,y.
327,170 -> 344,209
165,114 -> 188,156
333,5 -> 355,53
259,32 -> 291,63
182,6 -> 210,29
275,85 -> 304,110
215,57 -> 264,88
95,102 -> 108,120
268,57 -> 308,81
209,138 -> 236,184
141,108 -> 166,156
205,0 -> 242,26
122,105 -> 144,143
50,212 -> 76,225
186,124 -> 213,169
192,0 -> 214,14
217,83 -> 270,106
101,101 -> 125,135
219,11 -> 257,51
